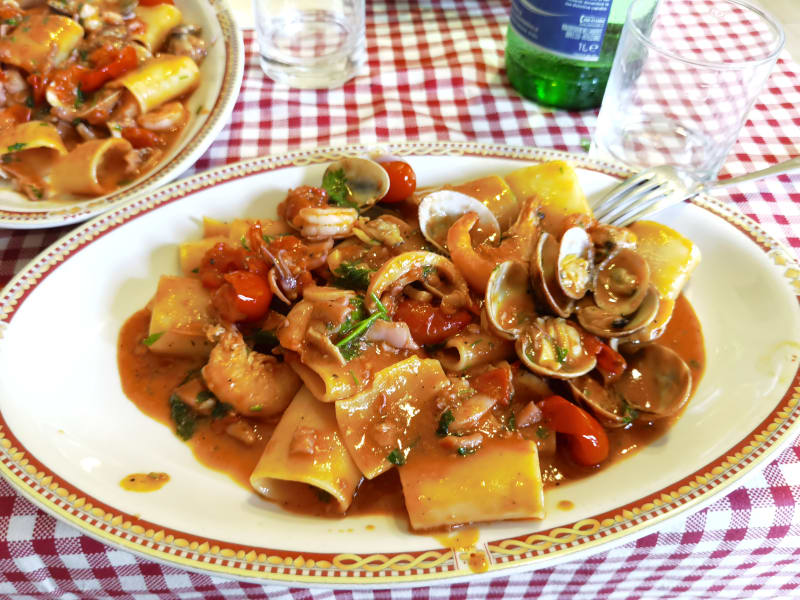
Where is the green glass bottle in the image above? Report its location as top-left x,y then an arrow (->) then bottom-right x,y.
506,0 -> 632,111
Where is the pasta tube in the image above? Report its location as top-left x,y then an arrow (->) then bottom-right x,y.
132,4 -> 183,51
0,121 -> 67,158
0,14 -> 83,72
250,387 -> 363,512
436,329 -> 514,372
49,138 -> 133,196
112,55 -> 199,114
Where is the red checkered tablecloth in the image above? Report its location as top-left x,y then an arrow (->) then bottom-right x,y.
1,1 -> 800,598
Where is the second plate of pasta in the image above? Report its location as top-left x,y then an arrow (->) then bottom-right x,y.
0,142 -> 798,585
0,0 -> 243,228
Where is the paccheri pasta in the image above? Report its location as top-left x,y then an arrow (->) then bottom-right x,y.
117,158 -> 705,530
0,0 -> 206,201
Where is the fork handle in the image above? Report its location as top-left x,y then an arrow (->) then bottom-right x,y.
712,156 -> 800,189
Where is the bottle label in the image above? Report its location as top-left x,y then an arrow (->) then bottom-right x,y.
510,0 -> 613,62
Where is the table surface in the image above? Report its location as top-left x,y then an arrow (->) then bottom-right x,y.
1,1 -> 800,598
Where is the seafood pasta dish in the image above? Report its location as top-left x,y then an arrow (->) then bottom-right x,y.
0,0 -> 206,201
117,158 -> 704,530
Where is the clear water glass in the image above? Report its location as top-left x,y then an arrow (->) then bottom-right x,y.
253,0 -> 366,89
591,0 -> 784,183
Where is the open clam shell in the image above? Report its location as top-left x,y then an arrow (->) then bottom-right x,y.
515,317 -> 596,380
568,375 -> 629,428
485,260 -> 537,340
577,284 -> 660,338
323,157 -> 390,210
418,190 -> 501,253
531,232 -> 575,318
594,248 -> 650,315
557,226 -> 594,300
613,344 -> 692,419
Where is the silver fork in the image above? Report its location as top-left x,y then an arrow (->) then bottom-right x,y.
591,156 -> 800,226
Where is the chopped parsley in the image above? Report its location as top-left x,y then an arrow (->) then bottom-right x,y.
506,411 -> 516,432
349,369 -> 360,385
249,404 -> 263,412
4,17 -> 19,26
142,331 -> 164,346
436,409 -> 455,437
422,265 -> 435,280
74,83 -> 85,109
335,293 -> 389,359
322,168 -> 356,208
245,328 -> 279,354
240,235 -> 250,250
555,344 -> 568,364
621,401 -> 639,425
195,390 -> 215,404
25,96 -> 34,108
536,426 -> 550,439
456,446 -> 477,456
211,401 -> 233,420
169,395 -> 196,440
332,261 -> 372,290
6,143 -> 26,152
387,448 -> 406,466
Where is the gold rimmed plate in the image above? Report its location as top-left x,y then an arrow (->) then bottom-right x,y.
0,142 -> 798,585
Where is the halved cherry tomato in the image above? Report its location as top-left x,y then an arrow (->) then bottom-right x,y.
121,126 -> 165,149
537,395 -> 609,466
0,105 -> 31,131
472,366 -> 513,406
222,271 -> 273,321
26,73 -> 49,105
80,46 -> 138,93
395,299 -> 472,346
581,333 -> 626,382
380,161 -> 416,203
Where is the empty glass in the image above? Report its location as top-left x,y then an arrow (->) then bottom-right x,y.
591,0 -> 784,183
253,0 -> 366,89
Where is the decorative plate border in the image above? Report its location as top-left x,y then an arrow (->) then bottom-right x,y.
1,141 -> 799,585
0,0 -> 244,229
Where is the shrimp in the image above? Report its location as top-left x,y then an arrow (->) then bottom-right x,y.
137,101 -> 187,132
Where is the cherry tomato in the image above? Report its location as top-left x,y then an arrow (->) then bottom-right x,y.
80,46 -> 138,93
121,127 -> 165,149
380,161 -> 416,203
26,73 -> 49,105
222,271 -> 273,321
395,299 -> 472,346
472,366 -> 513,406
0,105 -> 31,130
581,333 -> 626,383
537,395 -> 609,466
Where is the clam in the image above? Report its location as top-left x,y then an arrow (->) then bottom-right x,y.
516,317 -> 596,379
577,284 -> 660,338
323,157 -> 390,210
366,251 -> 472,314
418,190 -> 501,253
613,345 -> 692,419
485,260 -> 537,340
557,226 -> 594,300
530,232 -> 575,318
594,248 -> 650,315
568,375 -> 629,428
588,223 -> 637,263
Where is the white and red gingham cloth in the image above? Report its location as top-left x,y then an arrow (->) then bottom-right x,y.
1,1 -> 799,598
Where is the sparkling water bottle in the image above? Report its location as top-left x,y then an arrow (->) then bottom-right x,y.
505,0 -> 633,110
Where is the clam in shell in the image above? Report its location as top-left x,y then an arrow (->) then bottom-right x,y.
594,248 -> 650,315
418,190 -> 501,253
577,284 -> 660,338
613,344 -> 692,419
557,226 -> 594,300
485,260 -> 537,340
530,232 -> 575,318
516,317 -> 596,379
323,157 -> 390,209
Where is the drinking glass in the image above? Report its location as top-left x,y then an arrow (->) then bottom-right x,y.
591,0 -> 784,183
253,0 -> 366,89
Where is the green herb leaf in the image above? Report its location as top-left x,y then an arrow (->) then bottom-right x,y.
457,446 -> 477,456
4,17 -> 19,26
25,96 -> 34,108
506,411 -> 516,432
195,390 -> 215,404
142,331 -> 164,346
240,235 -> 250,250
74,83 -> 85,109
250,404 -> 263,412
332,261 -> 372,290
387,448 -> 406,466
245,328 -> 279,354
536,426 -> 549,439
555,345 -> 568,364
422,265 -> 435,280
580,138 -> 591,152
169,395 -> 196,440
335,293 -> 388,350
6,142 -> 26,152
621,401 -> 639,425
322,168 -> 356,208
436,409 -> 455,437
211,401 -> 232,420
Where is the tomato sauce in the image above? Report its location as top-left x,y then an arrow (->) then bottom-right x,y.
117,294 -> 704,518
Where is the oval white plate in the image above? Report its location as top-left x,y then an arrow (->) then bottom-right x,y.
1,142 -> 799,586
0,0 -> 244,229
